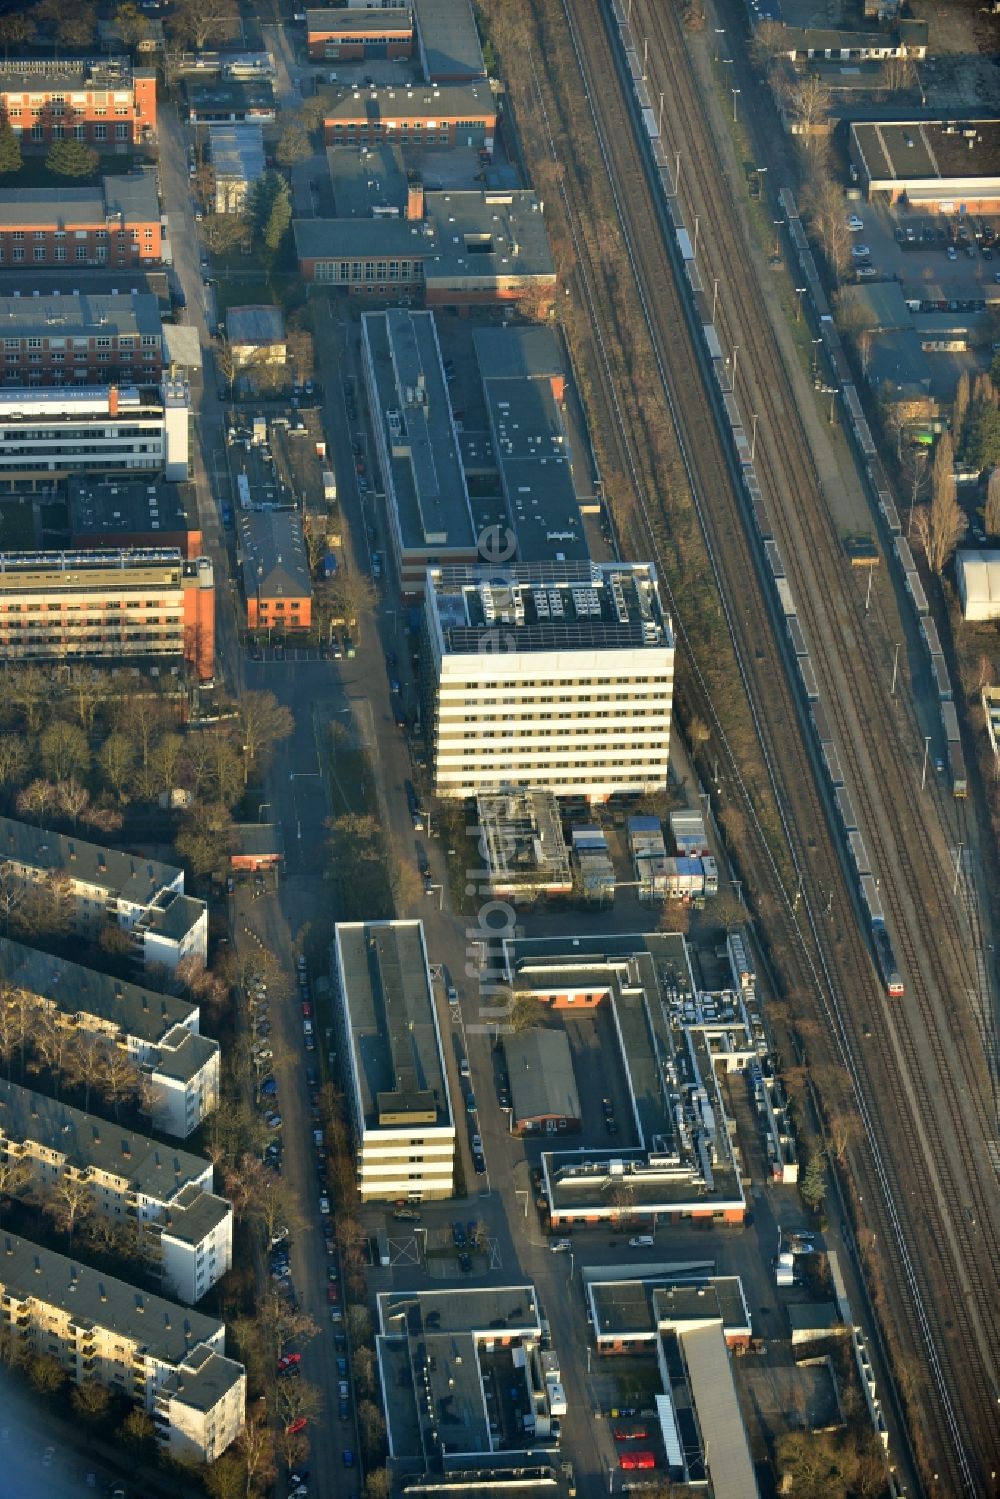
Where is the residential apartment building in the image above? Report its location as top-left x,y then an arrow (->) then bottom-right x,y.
0,1082 -> 232,1304
0,936 -> 219,1139
322,81 -> 494,149
307,8 -> 414,61
332,921 -> 456,1202
423,562 -> 675,800
0,174 -> 162,267
0,291 -> 163,387
0,817 -> 208,974
0,548 -> 215,682
0,1233 -> 244,1463
0,58 -> 156,150
0,380 -> 190,480
237,510 -> 312,634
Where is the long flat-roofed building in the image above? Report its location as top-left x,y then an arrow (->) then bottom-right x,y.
0,548 -> 214,682
362,308 -> 482,593
412,0 -> 485,82
332,920 -> 455,1202
0,1081 -> 231,1304
423,562 -> 674,800
0,291 -> 163,387
0,58 -> 156,149
295,186 -> 556,310
0,173 -> 162,266
322,80 -> 494,149
0,380 -> 189,480
849,119 -> 1000,210
307,8 -> 415,61
0,816 -> 207,975
0,1232 -> 244,1463
0,937 -> 219,1139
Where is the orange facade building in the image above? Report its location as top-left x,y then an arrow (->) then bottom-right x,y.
0,59 -> 156,150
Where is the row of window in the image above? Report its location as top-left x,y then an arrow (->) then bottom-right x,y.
6,352 -> 158,364
6,121 -> 131,140
328,121 -> 488,133
0,247 -> 144,263
3,229 -> 154,241
5,334 -> 158,348
314,259 -> 423,283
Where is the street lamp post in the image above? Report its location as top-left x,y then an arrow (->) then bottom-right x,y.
731,86 -> 740,121
712,276 -> 720,324
921,736 -> 931,790
692,215 -> 700,259
795,285 -> 806,322
730,344 -> 740,392
811,338 -> 822,375
772,219 -> 783,257
953,843 -> 964,898
751,412 -> 759,462
891,641 -> 900,697
672,147 -> 681,198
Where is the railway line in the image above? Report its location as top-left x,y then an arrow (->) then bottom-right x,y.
511,0 -> 999,1489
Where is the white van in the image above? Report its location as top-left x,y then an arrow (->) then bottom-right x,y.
628,1235 -> 654,1249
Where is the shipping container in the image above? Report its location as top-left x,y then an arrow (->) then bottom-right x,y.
775,577 -> 796,616
848,830 -> 871,879
822,741 -> 845,788
948,740 -> 967,797
765,540 -> 786,580
860,873 -> 883,924
835,785 -> 858,833
787,615 -> 808,658
931,655 -> 952,701
941,700 -> 961,744
798,655 -> 819,700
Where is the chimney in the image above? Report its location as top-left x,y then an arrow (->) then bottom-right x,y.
407,180 -> 425,222
108,385 -> 119,416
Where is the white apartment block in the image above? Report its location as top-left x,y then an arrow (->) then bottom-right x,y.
423,562 -> 675,800
0,937 -> 220,1139
0,1233 -> 245,1464
332,921 -> 455,1203
0,379 -> 189,480
0,1082 -> 232,1303
0,815 -> 207,972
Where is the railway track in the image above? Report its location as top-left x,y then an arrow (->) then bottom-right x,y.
509,0 -> 999,1489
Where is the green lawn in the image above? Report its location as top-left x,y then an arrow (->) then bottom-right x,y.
0,152 -> 145,190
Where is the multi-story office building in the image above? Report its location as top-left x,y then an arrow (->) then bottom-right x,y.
0,292 -> 163,387
322,81 -> 495,149
0,174 -> 162,267
69,475 -> 203,559
0,381 -> 189,481
0,548 -> 214,681
0,1233 -> 244,1463
0,936 -> 219,1139
332,920 -> 456,1202
0,58 -> 156,150
0,1082 -> 232,1304
307,8 -> 414,61
423,562 -> 675,800
0,817 -> 208,974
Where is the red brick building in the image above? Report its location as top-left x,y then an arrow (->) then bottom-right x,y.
0,175 -> 162,268
322,81 -> 495,149
306,8 -> 414,61
0,59 -> 156,150
0,292 -> 163,388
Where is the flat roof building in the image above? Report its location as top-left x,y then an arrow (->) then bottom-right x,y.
0,936 -> 219,1139
475,788 -> 573,902
505,1028 -> 581,1135
956,550 -> 1000,621
186,79 -> 275,123
332,920 -> 455,1202
295,187 -> 556,310
504,931 -> 747,1224
0,1232 -> 244,1464
0,380 -> 189,481
307,8 -> 414,61
412,0 -> 486,81
0,290 -> 163,388
237,509 -> 312,634
208,124 -> 265,214
323,80 -> 495,149
0,547 -> 215,683
473,326 -> 587,565
0,1081 -> 231,1304
69,475 -> 203,558
362,308 -> 481,593
0,173 -> 162,266
377,1286 -> 541,1467
0,816 -> 207,977
423,562 -> 675,800
0,58 -> 156,150
226,305 -> 286,368
850,119 -> 1000,209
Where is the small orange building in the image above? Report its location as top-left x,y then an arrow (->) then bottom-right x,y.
230,824 -> 283,872
323,80 -> 495,149
237,510 -> 312,635
307,8 -> 413,62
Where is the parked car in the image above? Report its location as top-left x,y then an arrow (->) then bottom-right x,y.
613,1427 -> 649,1442
393,1207 -> 421,1222
847,214 -> 864,232
342,1450 -> 355,1468
851,244 -> 870,259
319,1194 -> 331,1215
277,1353 -> 301,1373
286,1418 -> 308,1437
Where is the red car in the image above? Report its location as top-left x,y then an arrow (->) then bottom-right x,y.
301,1001 -> 312,1018
286,1417 -> 308,1436
327,1283 -> 341,1304
276,1353 -> 301,1373
619,1453 -> 656,1472
614,1428 -> 649,1442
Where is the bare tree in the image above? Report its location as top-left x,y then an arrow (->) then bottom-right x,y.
0,1154 -> 32,1223
42,1172 -> 93,1248
881,54 -> 914,94
985,466 -> 1000,537
750,19 -> 787,74
235,692 -> 294,784
953,370 -> 971,449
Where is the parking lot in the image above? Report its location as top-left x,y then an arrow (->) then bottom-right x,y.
846,199 -> 1000,305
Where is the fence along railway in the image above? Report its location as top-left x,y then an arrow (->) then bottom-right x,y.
516,0 -> 998,1488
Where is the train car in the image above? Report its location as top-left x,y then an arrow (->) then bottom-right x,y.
703,323 -> 723,361
894,536 -> 916,573
811,700 -> 832,746
775,577 -> 796,616
641,105 -> 658,140
881,498 -> 901,535
848,829 -> 871,879
931,655 -> 952,702
941,699 -> 960,744
906,570 -> 929,616
764,540 -> 786,580
860,873 -> 884,925
787,614 -> 808,657
872,920 -> 904,997
798,655 -> 819,701
835,784 -> 858,833
822,741 -> 845,788
921,617 -> 942,657
948,740 -> 967,798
